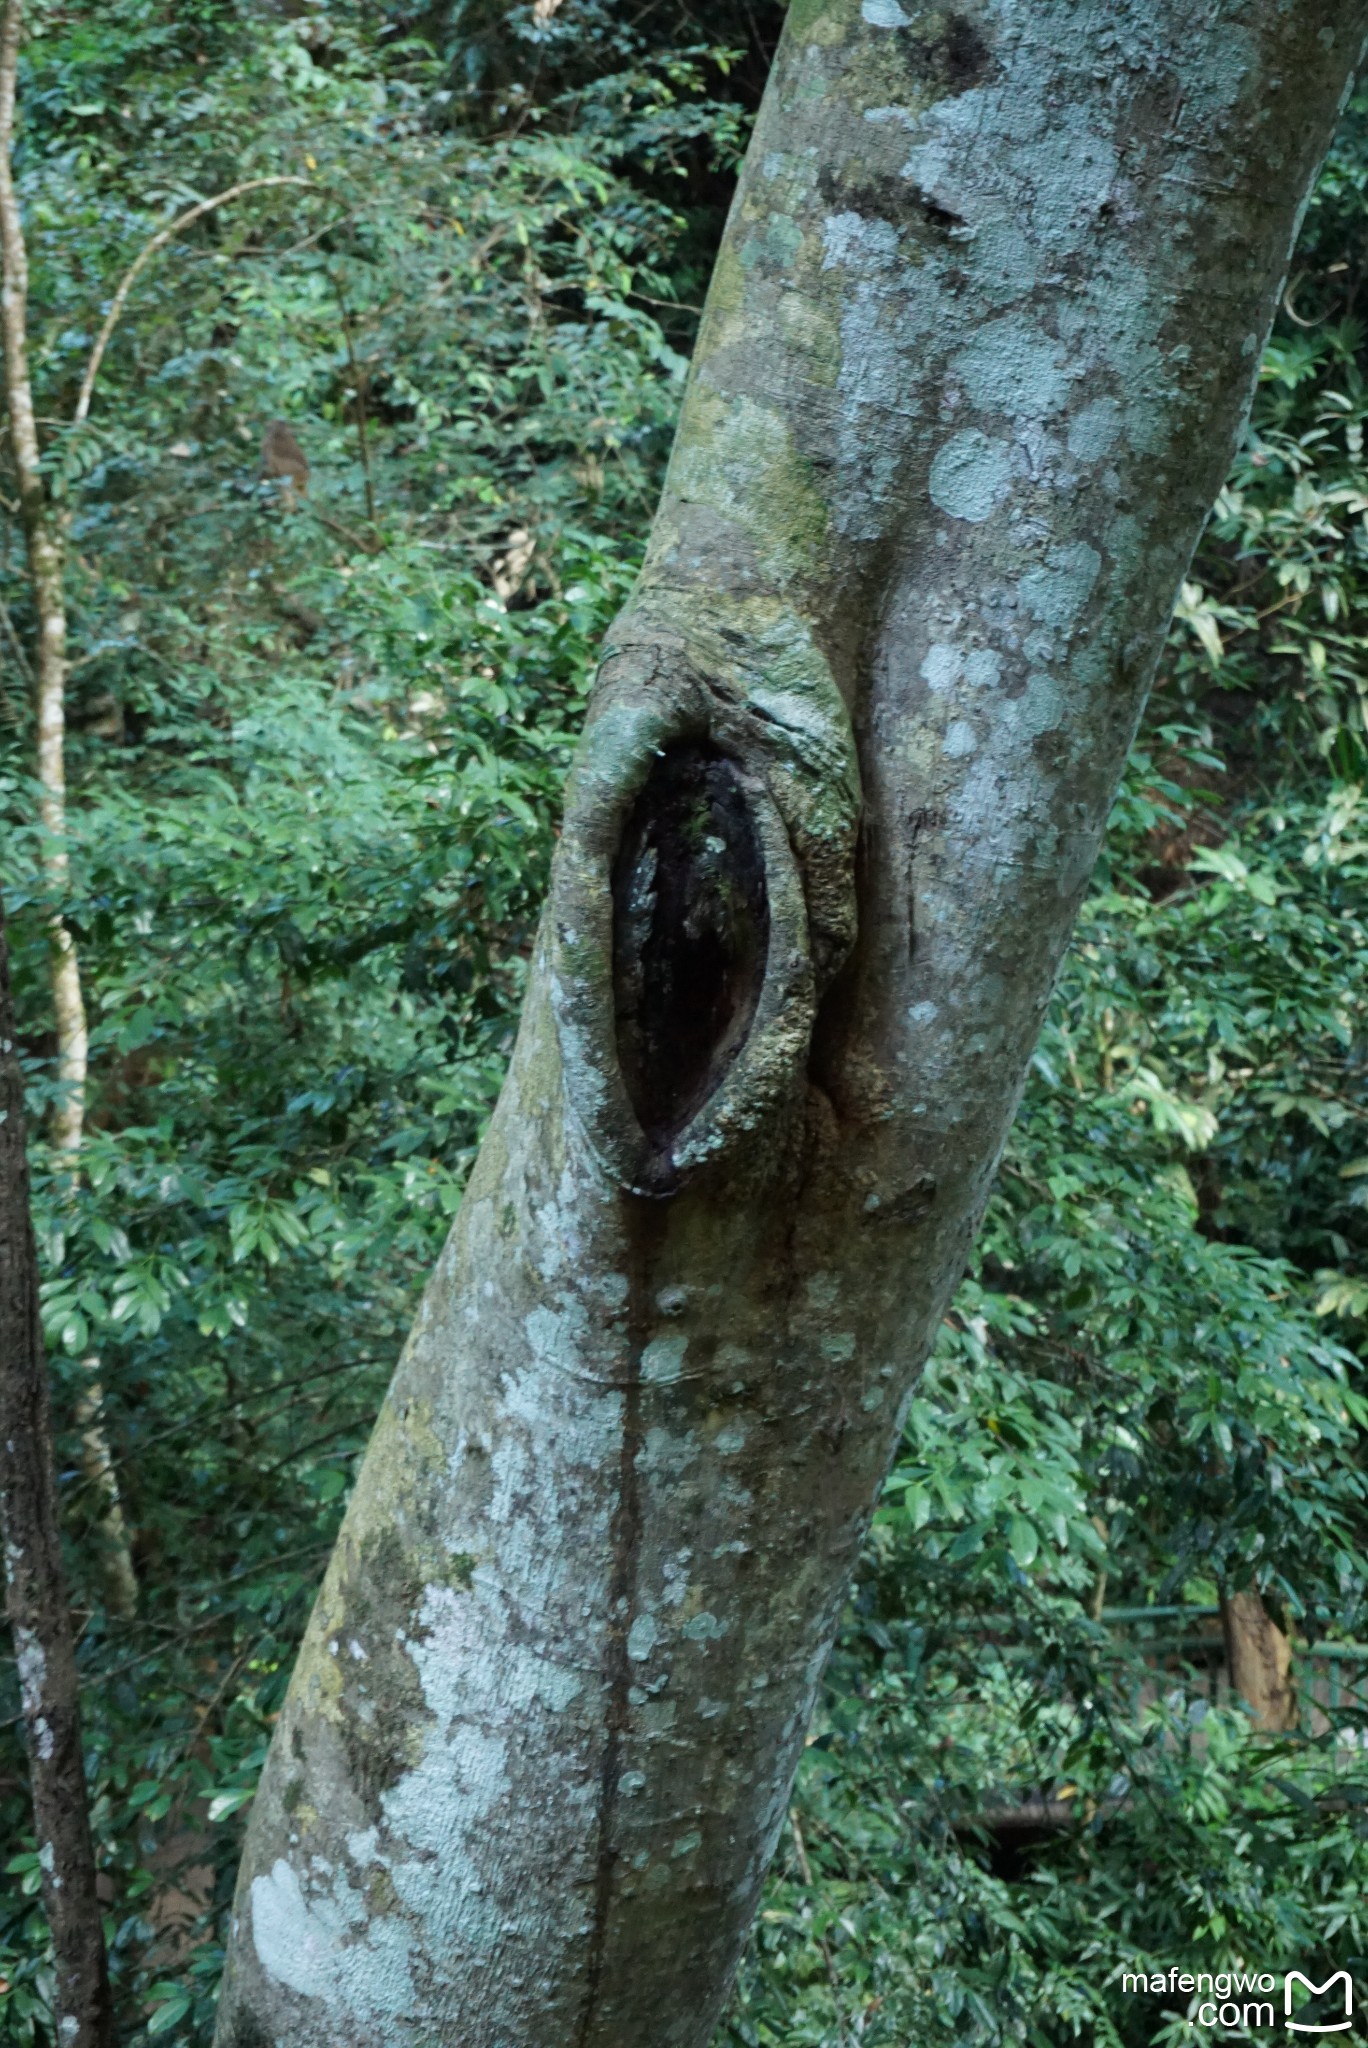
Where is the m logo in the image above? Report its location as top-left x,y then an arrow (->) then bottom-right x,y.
1285,1970 -> 1353,2033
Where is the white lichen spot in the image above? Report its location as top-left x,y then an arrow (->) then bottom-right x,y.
682,1612 -> 728,1642
1019,542 -> 1101,634
1066,396 -> 1122,464
627,1613 -> 660,1662
251,1858 -> 348,2001
821,209 -> 898,274
966,649 -> 1003,690
671,1830 -> 703,1859
641,1334 -> 688,1385
598,1269 -> 630,1312
928,430 -> 1012,523
661,1557 -> 690,1609
643,1426 -> 700,1484
14,1629 -> 48,1733
951,314 -> 1068,423
942,719 -> 977,759
920,643 -> 959,693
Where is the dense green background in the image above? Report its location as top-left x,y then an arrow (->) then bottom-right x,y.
1,4 -> 1366,2042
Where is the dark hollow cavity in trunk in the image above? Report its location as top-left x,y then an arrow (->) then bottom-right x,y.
611,743 -> 770,1146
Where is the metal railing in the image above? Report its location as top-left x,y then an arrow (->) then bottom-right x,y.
1099,1605 -> 1368,1742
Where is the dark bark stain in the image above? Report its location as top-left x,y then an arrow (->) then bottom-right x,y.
863,1172 -> 938,1226
938,13 -> 992,89
218,2013 -> 275,2048
862,7 -> 993,100
803,6 -> 994,268
903,804 -> 944,961
915,190 -> 968,233
612,743 -> 769,1148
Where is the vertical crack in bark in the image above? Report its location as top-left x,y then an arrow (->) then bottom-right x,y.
612,743 -> 769,1148
575,1205 -> 663,2048
573,747 -> 781,2034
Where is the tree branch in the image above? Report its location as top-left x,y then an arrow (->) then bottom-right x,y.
74,175 -> 313,425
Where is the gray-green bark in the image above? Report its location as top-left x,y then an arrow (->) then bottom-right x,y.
216,5 -> 1367,2044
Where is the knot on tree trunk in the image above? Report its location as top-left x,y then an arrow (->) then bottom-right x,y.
550,592 -> 860,1196
612,742 -> 771,1148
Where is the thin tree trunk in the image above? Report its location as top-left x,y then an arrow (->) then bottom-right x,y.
0,0 -> 137,1619
0,892 -> 116,2048
335,285 -> 377,528
1221,1587 -> 1297,1733
0,0 -> 82,1146
216,5 -> 1367,2044
71,1376 -> 139,1619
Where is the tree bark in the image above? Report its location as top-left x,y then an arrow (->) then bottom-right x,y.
0,0 -> 82,1156
0,893 -> 116,2048
1221,1586 -> 1297,1734
216,5 -> 1366,2044
0,0 -> 137,1621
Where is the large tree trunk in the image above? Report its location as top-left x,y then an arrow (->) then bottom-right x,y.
216,5 -> 1365,2043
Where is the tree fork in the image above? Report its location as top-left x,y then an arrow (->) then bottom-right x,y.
217,5 -> 1368,2044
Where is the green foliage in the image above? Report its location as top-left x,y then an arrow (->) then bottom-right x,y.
0,7 -> 1365,2048
727,1677 -> 1368,2047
